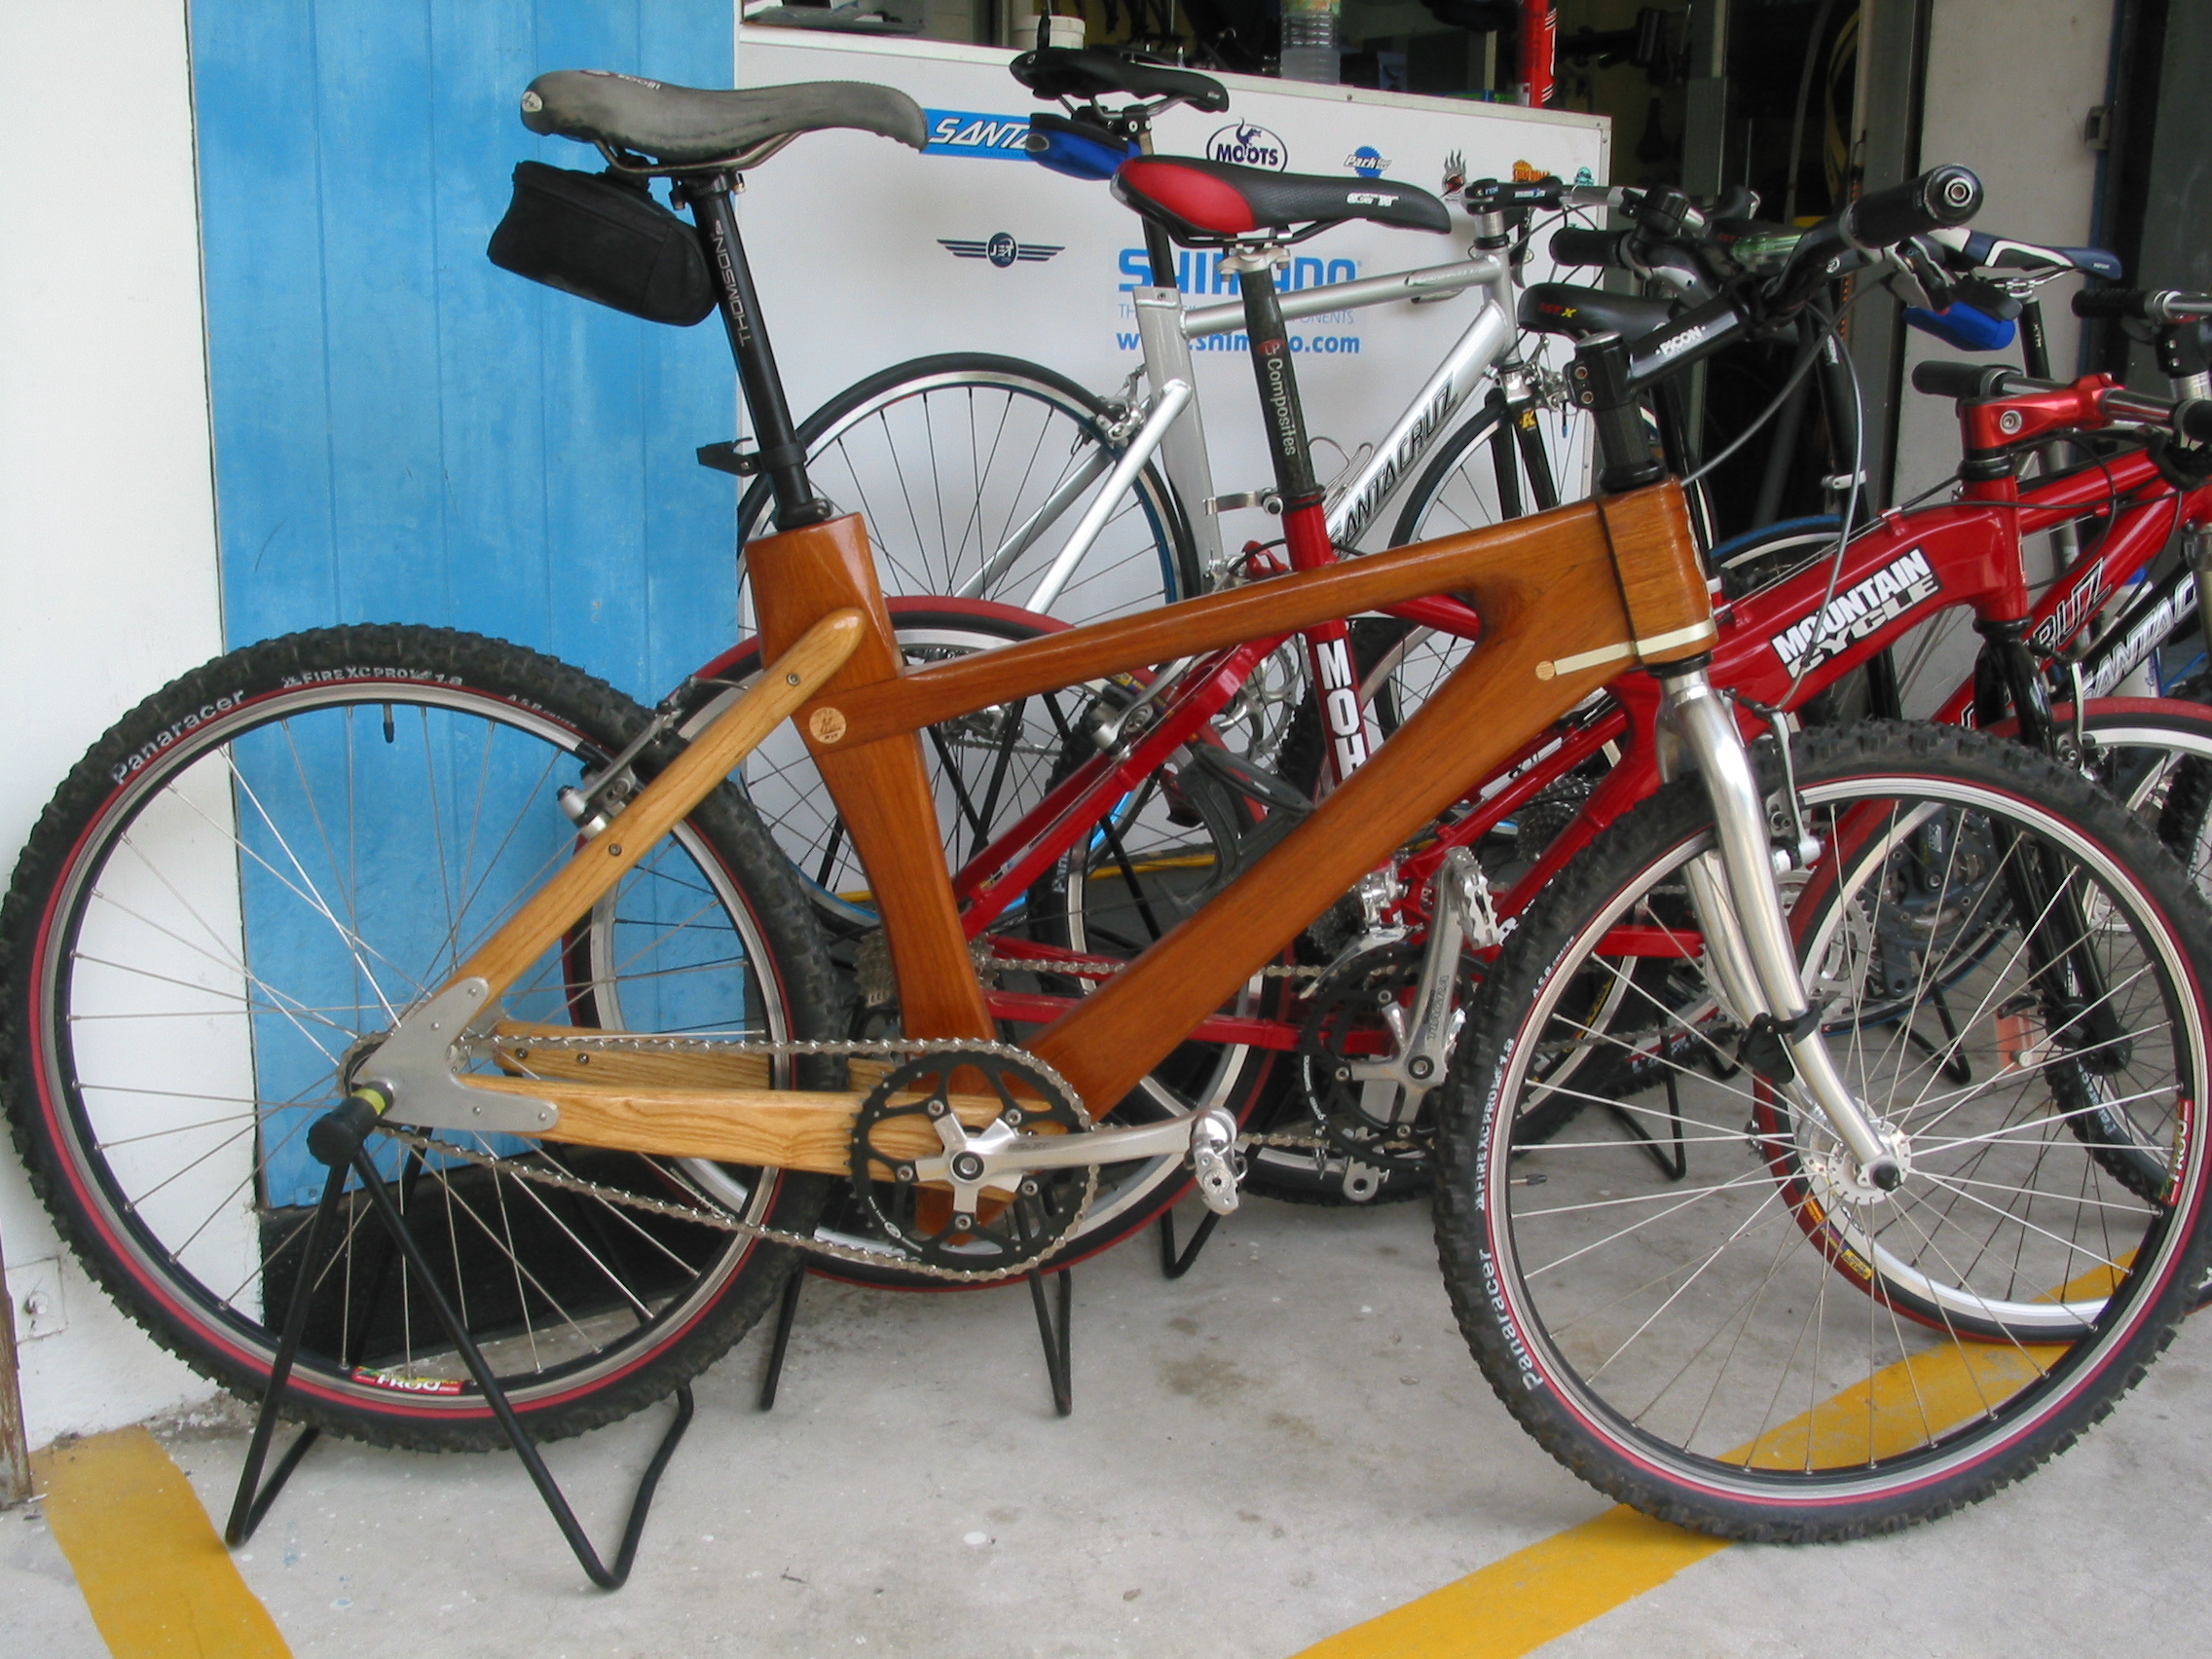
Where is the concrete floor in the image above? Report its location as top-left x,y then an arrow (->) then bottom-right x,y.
7,1193 -> 2212,1657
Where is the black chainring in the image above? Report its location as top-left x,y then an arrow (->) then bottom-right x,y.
848,1051 -> 1091,1273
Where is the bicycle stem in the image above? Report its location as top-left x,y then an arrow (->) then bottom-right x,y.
1655,666 -> 1904,1189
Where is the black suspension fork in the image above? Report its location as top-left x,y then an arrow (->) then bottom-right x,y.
1483,388 -> 1525,519
1973,621 -> 2128,1067
682,176 -> 830,532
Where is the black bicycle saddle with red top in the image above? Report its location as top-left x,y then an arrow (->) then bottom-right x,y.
1112,156 -> 1452,244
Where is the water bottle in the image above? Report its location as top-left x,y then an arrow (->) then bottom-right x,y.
1278,0 -> 1339,84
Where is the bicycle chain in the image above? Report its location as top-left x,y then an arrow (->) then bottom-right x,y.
399,1033 -> 1097,1283
387,1028 -> 1361,1276
976,950 -> 1322,983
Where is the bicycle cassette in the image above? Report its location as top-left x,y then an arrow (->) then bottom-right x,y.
848,1049 -> 1095,1274
1296,940 -> 1462,1178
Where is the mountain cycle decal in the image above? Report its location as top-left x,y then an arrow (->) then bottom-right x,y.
1770,547 -> 1941,675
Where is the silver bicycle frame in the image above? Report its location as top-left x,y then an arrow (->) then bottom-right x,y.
960,248 -> 1538,610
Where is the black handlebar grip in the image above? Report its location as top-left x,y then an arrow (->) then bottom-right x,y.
1550,226 -> 1625,268
1910,360 -> 2023,401
1846,165 -> 1983,249
2178,399 -> 2212,444
2072,286 -> 2143,319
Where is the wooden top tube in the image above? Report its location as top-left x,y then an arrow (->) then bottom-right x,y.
801,483 -> 1712,752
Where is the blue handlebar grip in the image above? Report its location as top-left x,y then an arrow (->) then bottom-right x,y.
1904,302 -> 2017,352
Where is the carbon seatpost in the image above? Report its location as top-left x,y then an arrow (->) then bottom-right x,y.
1570,332 -> 1665,494
1234,253 -> 1323,510
686,177 -> 831,531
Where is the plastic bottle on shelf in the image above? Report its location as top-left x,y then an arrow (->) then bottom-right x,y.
1278,0 -> 1339,84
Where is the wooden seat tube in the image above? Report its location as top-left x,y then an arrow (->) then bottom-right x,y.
747,514 -> 995,1040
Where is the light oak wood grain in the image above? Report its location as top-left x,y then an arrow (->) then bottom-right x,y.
448,610 -> 864,998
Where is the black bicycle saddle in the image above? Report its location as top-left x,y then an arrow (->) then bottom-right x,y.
1011,48 -> 1230,112
1113,156 -> 1451,243
1518,282 -> 1677,345
521,70 -> 926,166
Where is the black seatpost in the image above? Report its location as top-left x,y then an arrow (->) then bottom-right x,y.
1234,255 -> 1323,510
683,176 -> 831,532
1145,221 -> 1178,289
1121,109 -> 1179,288
1571,333 -> 1665,495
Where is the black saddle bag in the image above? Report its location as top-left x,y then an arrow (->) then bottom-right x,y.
487,161 -> 719,326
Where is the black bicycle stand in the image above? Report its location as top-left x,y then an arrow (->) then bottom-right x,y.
225,1096 -> 691,1592
755,1263 -> 1076,1417
1157,1202 -> 1223,1280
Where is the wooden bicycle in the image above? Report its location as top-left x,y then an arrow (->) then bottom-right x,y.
9,72 -> 2212,1550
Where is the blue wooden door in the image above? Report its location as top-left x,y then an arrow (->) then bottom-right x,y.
190,3 -> 742,1206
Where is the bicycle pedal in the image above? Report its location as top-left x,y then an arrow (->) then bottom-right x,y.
1190,1108 -> 1243,1216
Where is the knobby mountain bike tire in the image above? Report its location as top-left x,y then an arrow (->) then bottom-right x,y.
1435,722 -> 2212,1541
0,626 -> 839,1451
736,354 -> 1199,626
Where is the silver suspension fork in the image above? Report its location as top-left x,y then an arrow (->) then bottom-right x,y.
2188,522 -> 2212,675
1655,666 -> 1905,1189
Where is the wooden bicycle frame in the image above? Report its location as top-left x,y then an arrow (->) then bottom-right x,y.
428,482 -> 1714,1167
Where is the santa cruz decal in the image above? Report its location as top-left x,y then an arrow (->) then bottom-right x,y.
1770,548 -> 1941,676
922,109 -> 1032,160
2030,562 -> 2112,654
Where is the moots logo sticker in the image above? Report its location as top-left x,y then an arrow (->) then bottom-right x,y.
940,234 -> 1066,269
1208,123 -> 1288,170
1345,145 -> 1390,178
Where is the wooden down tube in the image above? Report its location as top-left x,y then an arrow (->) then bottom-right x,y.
759,487 -> 1713,1118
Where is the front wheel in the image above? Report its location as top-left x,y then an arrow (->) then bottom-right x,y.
1,626 -> 839,1450
1436,722 -> 2212,1540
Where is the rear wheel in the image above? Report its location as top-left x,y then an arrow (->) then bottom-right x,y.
737,354 -> 1198,626
1,626 -> 837,1450
1437,723 -> 2212,1539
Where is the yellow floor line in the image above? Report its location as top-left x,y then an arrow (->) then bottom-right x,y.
1293,1503 -> 1727,1659
1297,1266 -> 2115,1657
34,1425 -> 290,1659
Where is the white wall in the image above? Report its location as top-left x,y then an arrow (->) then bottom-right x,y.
0,0 -> 227,1443
1892,0 -> 2115,709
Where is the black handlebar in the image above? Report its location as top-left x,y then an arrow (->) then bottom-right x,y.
2073,287 -> 2212,324
2181,400 -> 2212,444
1910,361 -> 2034,401
1844,166 -> 1983,250
1551,226 -> 1626,268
